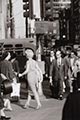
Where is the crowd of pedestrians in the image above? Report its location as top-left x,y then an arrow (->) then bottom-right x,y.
0,46 -> 80,120
45,46 -> 80,100
0,49 -> 43,120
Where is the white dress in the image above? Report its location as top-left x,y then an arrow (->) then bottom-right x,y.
26,59 -> 41,95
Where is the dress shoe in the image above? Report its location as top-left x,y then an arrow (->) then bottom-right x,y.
5,108 -> 12,111
36,104 -> 41,110
1,116 -> 11,120
59,95 -> 63,100
23,104 -> 30,109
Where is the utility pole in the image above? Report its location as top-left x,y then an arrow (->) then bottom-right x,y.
9,0 -> 13,38
26,18 -> 28,37
23,0 -> 33,38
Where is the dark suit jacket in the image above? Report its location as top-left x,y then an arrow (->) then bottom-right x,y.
45,55 -> 54,77
50,58 -> 66,81
0,60 -> 15,81
12,59 -> 19,73
64,56 -> 77,78
0,75 -> 4,109
62,91 -> 80,120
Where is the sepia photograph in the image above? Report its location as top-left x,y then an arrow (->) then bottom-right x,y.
0,0 -> 80,120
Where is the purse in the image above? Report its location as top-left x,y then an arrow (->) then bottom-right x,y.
1,79 -> 12,95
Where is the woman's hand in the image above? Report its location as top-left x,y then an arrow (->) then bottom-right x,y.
14,72 -> 18,76
13,77 -> 17,83
40,74 -> 43,82
38,74 -> 43,83
18,73 -> 22,77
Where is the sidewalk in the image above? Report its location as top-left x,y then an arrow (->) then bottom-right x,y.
6,98 -> 65,120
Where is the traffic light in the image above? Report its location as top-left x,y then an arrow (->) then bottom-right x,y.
59,9 -> 67,41
23,0 -> 33,19
44,0 -> 53,21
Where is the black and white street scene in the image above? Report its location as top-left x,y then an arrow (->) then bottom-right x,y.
0,0 -> 80,120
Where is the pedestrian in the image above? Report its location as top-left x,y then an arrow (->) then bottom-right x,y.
49,50 -> 66,100
0,51 -> 17,83
49,50 -> 55,97
0,51 -> 17,110
19,48 -> 43,109
10,52 -> 20,82
64,48 -> 72,93
73,49 -> 80,78
62,71 -> 80,120
0,72 -> 11,120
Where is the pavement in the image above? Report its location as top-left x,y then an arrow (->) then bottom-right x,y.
5,97 -> 66,120
5,78 -> 66,120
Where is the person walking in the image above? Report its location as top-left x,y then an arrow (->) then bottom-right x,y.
0,51 -> 17,110
0,72 -> 11,120
49,50 -> 66,100
62,72 -> 80,120
10,52 -> 20,81
19,48 -> 43,109
0,51 -> 17,83
49,50 -> 55,97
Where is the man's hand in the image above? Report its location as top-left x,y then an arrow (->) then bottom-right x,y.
64,76 -> 67,80
49,77 -> 53,86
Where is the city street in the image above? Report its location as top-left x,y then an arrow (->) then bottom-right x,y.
0,0 -> 79,120
7,98 -> 65,120
5,79 -> 66,120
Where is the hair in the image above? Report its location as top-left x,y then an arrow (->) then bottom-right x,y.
25,48 -> 35,53
11,53 -> 17,60
1,51 -> 9,60
25,48 -> 34,58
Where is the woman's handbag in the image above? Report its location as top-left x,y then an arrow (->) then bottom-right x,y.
10,83 -> 20,102
1,79 -> 12,95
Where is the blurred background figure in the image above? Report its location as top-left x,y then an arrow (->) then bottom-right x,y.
62,71 -> 80,120
45,50 -> 55,79
10,52 -> 20,82
64,48 -> 72,93
0,51 -> 18,108
0,69 -> 11,120
49,50 -> 55,97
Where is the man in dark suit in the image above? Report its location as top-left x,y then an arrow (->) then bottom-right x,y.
45,50 -> 55,78
49,50 -> 66,99
64,50 -> 77,93
49,50 -> 55,97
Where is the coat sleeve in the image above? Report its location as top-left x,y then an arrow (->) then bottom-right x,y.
14,60 -> 20,73
8,62 -> 15,80
63,58 -> 69,78
62,95 -> 72,120
49,60 -> 55,77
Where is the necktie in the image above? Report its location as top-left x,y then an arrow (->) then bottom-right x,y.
57,59 -> 61,67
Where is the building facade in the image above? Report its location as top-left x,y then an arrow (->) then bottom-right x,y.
0,0 -> 8,39
0,0 -> 41,39
71,0 -> 80,44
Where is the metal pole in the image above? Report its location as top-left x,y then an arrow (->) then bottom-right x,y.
9,0 -> 13,38
26,18 -> 28,38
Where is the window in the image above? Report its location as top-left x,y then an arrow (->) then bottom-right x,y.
4,44 -> 13,48
15,44 -> 23,47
